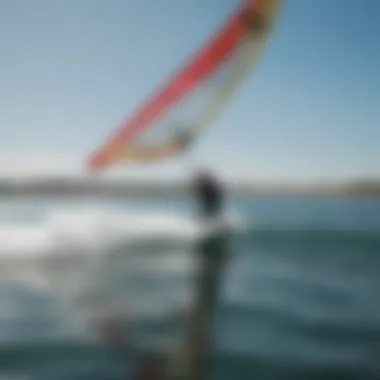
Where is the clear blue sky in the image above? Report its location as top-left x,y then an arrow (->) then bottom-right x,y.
0,0 -> 379,181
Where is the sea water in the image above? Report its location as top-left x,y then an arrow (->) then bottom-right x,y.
0,195 -> 379,379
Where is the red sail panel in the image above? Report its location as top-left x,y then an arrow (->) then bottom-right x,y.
87,8 -> 251,172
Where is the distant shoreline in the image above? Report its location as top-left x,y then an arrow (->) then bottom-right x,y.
0,178 -> 379,199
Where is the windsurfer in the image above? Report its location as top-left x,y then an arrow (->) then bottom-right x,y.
192,170 -> 224,219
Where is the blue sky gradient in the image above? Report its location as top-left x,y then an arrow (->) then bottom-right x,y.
0,0 -> 379,180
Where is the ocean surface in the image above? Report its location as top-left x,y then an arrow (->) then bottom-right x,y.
0,195 -> 379,379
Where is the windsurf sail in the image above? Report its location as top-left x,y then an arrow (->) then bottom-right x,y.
87,0 -> 281,172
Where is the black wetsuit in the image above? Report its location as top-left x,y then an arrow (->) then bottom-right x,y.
194,173 -> 223,219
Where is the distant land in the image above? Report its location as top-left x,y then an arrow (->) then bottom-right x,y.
0,177 -> 379,199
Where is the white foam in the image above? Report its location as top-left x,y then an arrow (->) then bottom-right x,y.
0,204 -> 243,304
0,205 -> 243,258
